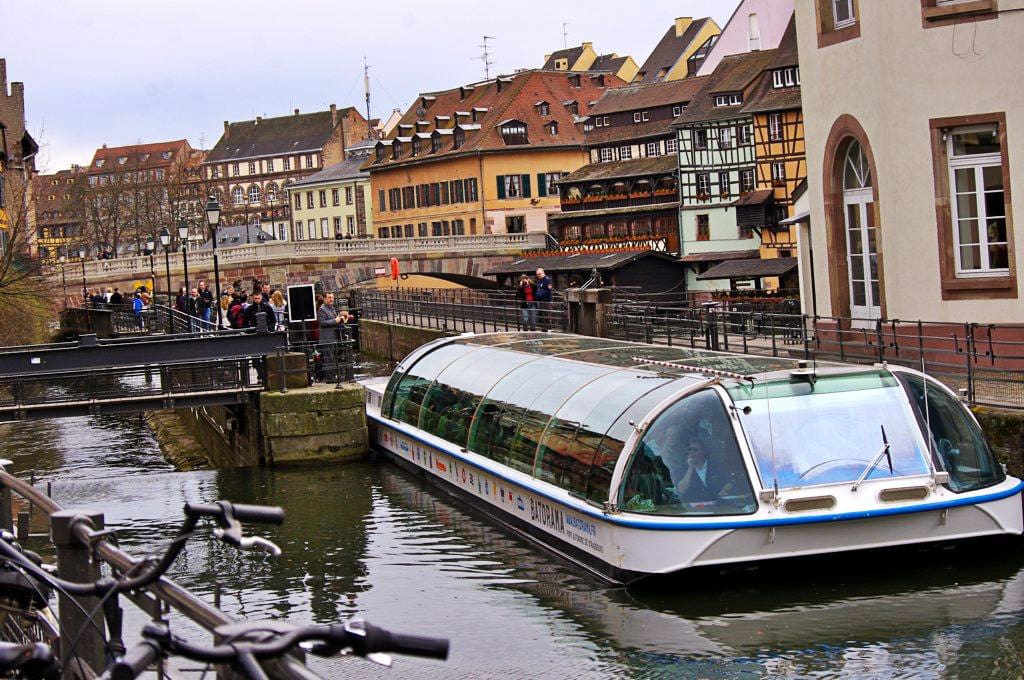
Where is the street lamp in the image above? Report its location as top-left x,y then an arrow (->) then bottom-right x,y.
159,227 -> 172,307
177,220 -> 190,296
58,255 -> 67,310
205,196 -> 222,301
146,235 -> 156,298
77,248 -> 91,332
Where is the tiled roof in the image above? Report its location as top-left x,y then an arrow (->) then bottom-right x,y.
635,18 -> 711,84
484,250 -> 680,275
673,49 -> 781,125
289,156 -> 368,188
87,139 -> 190,175
697,256 -> 798,279
733,188 -> 774,206
205,109 -> 352,163
739,18 -> 801,115
583,120 -> 674,145
680,249 -> 759,263
588,77 -> 707,116
590,54 -> 629,74
202,224 -> 276,249
558,155 -> 677,184
366,69 -> 624,170
32,169 -> 82,220
542,45 -> 586,70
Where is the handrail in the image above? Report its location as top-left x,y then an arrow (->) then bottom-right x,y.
0,469 -> 319,678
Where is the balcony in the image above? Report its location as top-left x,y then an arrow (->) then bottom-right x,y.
560,189 -> 678,212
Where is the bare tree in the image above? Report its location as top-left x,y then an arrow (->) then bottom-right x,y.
0,166 -> 44,303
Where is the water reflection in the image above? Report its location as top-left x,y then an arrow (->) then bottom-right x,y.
5,414 -> 1024,678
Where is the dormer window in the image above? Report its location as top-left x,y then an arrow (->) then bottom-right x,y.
453,128 -> 465,150
568,74 -> 581,88
500,120 -> 528,145
392,142 -> 403,160
161,151 -> 172,160
472,107 -> 488,123
547,121 -> 558,136
117,156 -> 128,165
563,100 -> 578,115
536,101 -> 550,116
411,137 -> 421,156
140,153 -> 150,162
431,134 -> 442,154
772,67 -> 800,89
375,145 -> 385,162
95,159 -> 105,168
714,93 -> 743,107
434,115 -> 450,128
592,74 -> 605,87
459,86 -> 471,101
421,95 -> 435,109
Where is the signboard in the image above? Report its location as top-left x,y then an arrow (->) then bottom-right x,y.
287,284 -> 316,322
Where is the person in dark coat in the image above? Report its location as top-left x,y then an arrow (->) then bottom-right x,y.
109,288 -> 124,305
675,438 -> 739,504
514,275 -> 537,331
243,292 -> 275,331
317,292 -> 347,382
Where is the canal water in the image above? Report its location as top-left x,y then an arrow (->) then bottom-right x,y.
4,412 -> 1024,678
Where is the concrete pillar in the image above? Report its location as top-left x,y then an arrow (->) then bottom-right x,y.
51,510 -> 106,672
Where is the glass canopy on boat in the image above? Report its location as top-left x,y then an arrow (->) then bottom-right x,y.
381,333 -> 799,508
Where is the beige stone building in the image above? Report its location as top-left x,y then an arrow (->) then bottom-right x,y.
795,0 -> 1023,324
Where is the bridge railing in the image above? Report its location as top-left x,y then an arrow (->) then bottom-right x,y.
74,232 -> 549,280
353,288 -> 569,334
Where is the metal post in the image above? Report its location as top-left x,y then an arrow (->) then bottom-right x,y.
61,264 -> 68,310
164,246 -> 173,307
80,259 -> 92,333
182,244 -> 190,299
51,510 -> 107,672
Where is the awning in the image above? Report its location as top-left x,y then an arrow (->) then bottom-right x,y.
680,249 -> 759,263
733,189 -> 774,206
697,257 -> 798,280
778,210 -> 810,226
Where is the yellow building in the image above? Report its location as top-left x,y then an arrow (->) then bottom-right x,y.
634,17 -> 722,84
367,69 -> 624,238
286,148 -> 373,240
542,43 -> 639,83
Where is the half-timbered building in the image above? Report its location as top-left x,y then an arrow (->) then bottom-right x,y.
549,77 -> 706,255
673,48 -> 779,290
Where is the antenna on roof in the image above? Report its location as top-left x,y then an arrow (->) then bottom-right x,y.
364,56 -> 374,139
562,21 -> 569,49
475,36 -> 495,80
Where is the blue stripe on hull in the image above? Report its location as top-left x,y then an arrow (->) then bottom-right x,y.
369,413 -> 1024,532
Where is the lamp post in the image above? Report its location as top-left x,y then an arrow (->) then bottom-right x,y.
205,196 -> 222,301
146,236 -> 156,298
58,255 -> 67,309
159,227 -> 172,307
77,248 -> 92,333
177,220 -> 190,296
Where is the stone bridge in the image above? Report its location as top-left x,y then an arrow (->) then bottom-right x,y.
66,233 -> 547,294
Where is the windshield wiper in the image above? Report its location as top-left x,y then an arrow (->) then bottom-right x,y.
851,426 -> 893,492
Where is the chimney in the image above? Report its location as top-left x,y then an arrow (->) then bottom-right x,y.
223,121 -> 230,139
0,59 -> 6,96
255,116 -> 262,124
582,41 -> 592,50
294,108 -> 300,116
675,17 -> 693,37
330,103 -> 338,127
102,143 -> 107,149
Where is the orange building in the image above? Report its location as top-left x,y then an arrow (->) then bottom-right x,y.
366,69 -> 623,238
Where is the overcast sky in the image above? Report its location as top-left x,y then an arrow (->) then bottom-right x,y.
4,0 -> 737,172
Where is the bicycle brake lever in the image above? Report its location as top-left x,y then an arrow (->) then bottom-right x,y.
307,642 -> 392,667
212,528 -> 281,557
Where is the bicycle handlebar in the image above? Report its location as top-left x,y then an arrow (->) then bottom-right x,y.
185,502 -> 285,526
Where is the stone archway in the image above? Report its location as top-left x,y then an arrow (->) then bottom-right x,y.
822,114 -> 886,319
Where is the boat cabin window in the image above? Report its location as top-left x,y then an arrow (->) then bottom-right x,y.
730,373 -> 931,490
898,374 -> 1005,493
618,390 -> 756,515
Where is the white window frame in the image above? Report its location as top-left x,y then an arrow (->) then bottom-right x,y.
666,137 -> 678,154
633,112 -> 641,123
599,147 -> 614,162
719,127 -> 733,149
771,162 -> 786,184
696,173 -> 711,196
714,93 -> 742,107
833,0 -> 856,29
738,124 -> 754,146
672,106 -> 682,117
503,174 -> 522,198
295,221 -> 304,240
544,173 -> 563,196
308,219 -> 316,239
347,216 -> 355,234
283,157 -> 291,171
718,172 -> 730,198
233,187 -> 245,205
694,129 -> 708,150
769,113 -> 784,142
740,168 -> 756,193
248,185 -> 260,204
947,127 -> 1008,276
646,141 -> 661,157
619,146 -> 632,160
642,111 -> 650,121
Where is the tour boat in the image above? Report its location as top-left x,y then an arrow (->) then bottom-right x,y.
362,332 -> 1024,584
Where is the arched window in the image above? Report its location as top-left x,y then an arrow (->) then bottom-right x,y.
248,185 -> 261,204
232,187 -> 244,205
843,140 -> 871,190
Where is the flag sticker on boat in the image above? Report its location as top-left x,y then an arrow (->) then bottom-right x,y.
436,459 -> 446,473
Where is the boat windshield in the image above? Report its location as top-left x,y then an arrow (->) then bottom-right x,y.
729,372 -> 931,490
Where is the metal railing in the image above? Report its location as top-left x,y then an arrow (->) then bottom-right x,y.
353,288 -> 568,334
73,232 -> 549,280
610,303 -> 1024,409
0,468 -> 317,678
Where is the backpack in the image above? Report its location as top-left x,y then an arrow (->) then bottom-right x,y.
228,304 -> 244,329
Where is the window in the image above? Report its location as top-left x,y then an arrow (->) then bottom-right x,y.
117,156 -> 128,165
772,67 -> 800,89
210,166 -> 221,179
318,190 -> 327,208
719,127 -> 733,149
378,227 -> 390,238
453,127 -> 465,149
345,187 -> 353,205
832,0 -> 855,28
378,189 -> 386,212
332,188 -> 340,206
718,173 -> 730,198
293,193 -> 302,210
430,221 -> 442,236
672,106 -> 682,117
248,185 -> 261,203
506,215 -> 525,234
466,178 -> 479,201
248,161 -> 256,174
320,218 -> 329,239
696,173 -> 711,197
95,159 -> 105,167
666,137 -> 678,154
501,121 -> 528,145
232,163 -> 240,176
740,168 -> 756,193
923,0 -> 998,27
232,187 -> 245,205
294,221 -> 304,240
714,93 -> 742,107
538,102 -> 550,116
694,129 -> 708,150
155,169 -> 164,181
619,146 -> 632,160
696,214 -> 710,241
618,390 -> 755,516
771,162 -> 787,186
306,191 -> 314,209
417,222 -> 427,237
947,125 -> 1008,275
306,154 -> 315,168
347,216 -> 355,235
547,121 -> 558,136
500,174 -> 523,198
411,137 -> 421,156
738,124 -> 753,146
748,12 -> 761,50
308,219 -> 316,238
595,117 -> 604,127
646,141 -> 661,157
266,158 -> 274,173
392,142 -> 402,160
769,113 -> 784,142
283,157 -> 291,171
333,216 -> 341,235
539,172 -> 563,197
599,147 -> 614,162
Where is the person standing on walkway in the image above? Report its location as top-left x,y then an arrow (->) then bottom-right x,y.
109,288 -> 123,306
198,281 -> 214,325
515,275 -> 538,331
243,291 -> 275,331
186,287 -> 202,332
534,267 -> 553,330
218,295 -> 232,330
317,292 -> 346,382
269,290 -> 288,331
